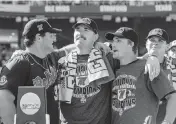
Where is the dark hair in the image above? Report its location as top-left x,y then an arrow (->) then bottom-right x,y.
128,39 -> 138,54
23,32 -> 46,47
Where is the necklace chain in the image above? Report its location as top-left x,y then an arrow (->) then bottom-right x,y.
28,53 -> 48,70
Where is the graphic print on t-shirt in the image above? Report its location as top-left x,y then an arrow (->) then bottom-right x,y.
75,62 -> 89,87
112,74 -> 136,116
32,66 -> 57,89
73,61 -> 101,103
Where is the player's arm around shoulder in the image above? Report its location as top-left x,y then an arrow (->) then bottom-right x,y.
54,44 -> 77,55
52,44 -> 77,62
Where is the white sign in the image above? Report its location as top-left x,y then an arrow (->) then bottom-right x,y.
155,5 -> 172,12
0,4 -> 30,13
100,5 -> 127,12
20,92 -> 41,115
45,5 -> 70,12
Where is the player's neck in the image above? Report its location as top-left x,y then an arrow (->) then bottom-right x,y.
76,47 -> 92,55
26,46 -> 47,59
158,54 -> 165,64
120,53 -> 138,65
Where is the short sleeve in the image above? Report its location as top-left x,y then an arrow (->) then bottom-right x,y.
106,53 -> 120,72
149,69 -> 176,100
0,56 -> 31,97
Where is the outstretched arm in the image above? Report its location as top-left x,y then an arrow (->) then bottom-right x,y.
60,42 -> 112,55
56,42 -> 111,56
58,44 -> 77,55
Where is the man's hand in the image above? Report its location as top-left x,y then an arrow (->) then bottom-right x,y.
94,42 -> 111,54
144,56 -> 160,81
11,50 -> 24,59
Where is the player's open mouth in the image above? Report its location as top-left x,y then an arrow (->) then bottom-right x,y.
113,50 -> 118,52
52,42 -> 55,46
76,37 -> 86,41
151,47 -> 158,50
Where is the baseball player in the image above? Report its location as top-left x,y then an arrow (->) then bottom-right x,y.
167,40 -> 176,89
105,27 -> 176,124
59,17 -> 116,124
143,28 -> 175,124
0,19 -> 77,124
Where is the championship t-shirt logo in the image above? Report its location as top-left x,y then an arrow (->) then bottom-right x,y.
112,74 -> 136,116
32,66 -> 57,89
76,62 -> 89,87
73,61 -> 101,103
118,89 -> 127,101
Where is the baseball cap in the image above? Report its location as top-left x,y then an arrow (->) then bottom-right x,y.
146,28 -> 169,43
72,18 -> 98,33
168,40 -> 176,50
22,19 -> 62,38
105,27 -> 139,44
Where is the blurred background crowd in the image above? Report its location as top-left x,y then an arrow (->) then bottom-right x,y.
0,0 -> 176,69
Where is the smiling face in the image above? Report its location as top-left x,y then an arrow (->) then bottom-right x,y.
111,36 -> 133,60
74,24 -> 98,50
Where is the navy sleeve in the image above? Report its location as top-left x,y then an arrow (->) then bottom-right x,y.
149,69 -> 176,100
52,49 -> 66,61
0,55 -> 31,97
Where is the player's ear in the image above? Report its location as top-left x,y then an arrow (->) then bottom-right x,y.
35,33 -> 42,42
94,33 -> 99,42
166,43 -> 170,52
128,40 -> 134,47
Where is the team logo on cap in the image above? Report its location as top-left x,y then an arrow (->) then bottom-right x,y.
0,75 -> 7,85
37,24 -> 43,31
151,28 -> 163,36
82,18 -> 91,24
116,28 -> 125,34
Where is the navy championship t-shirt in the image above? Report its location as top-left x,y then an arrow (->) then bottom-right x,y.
60,53 -> 117,124
0,50 -> 65,124
112,59 -> 175,124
